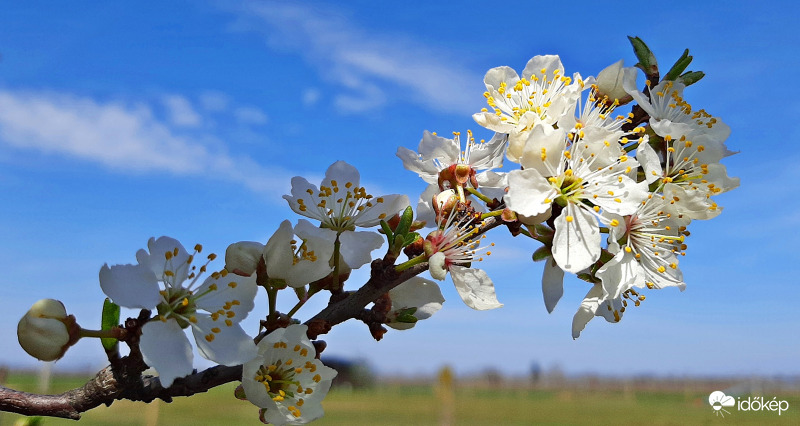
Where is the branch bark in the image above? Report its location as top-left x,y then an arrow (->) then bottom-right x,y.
0,216 -> 504,420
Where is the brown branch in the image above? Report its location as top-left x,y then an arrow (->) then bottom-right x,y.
0,364 -> 242,420
1,216 -> 504,420
305,215 -> 504,339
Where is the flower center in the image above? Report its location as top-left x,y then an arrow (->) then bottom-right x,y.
157,287 -> 196,328
296,180 -> 386,232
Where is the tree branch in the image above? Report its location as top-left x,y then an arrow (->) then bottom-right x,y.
1,216 -> 504,420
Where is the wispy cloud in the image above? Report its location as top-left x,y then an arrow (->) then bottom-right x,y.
234,106 -> 269,125
227,0 -> 482,115
162,94 -> 203,127
0,90 -> 288,197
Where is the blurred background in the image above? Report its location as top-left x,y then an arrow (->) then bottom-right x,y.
1,0 -> 798,424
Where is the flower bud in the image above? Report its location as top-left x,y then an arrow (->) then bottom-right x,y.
17,299 -> 78,361
432,189 -> 459,219
594,60 -> 635,105
428,252 -> 447,281
224,241 -> 264,276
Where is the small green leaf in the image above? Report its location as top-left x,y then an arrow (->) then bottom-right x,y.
532,246 -> 551,262
395,206 -> 414,237
678,71 -> 705,86
101,298 -> 120,350
664,49 -> 693,81
380,219 -> 394,244
628,36 -> 657,74
404,232 -> 420,247
395,307 -> 418,323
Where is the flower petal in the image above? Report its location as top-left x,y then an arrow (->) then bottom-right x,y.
322,160 -> 360,190
136,236 -> 191,283
552,204 -> 600,273
338,230 -> 384,269
353,194 -> 410,227
542,258 -> 564,313
191,314 -> 257,366
140,319 -> 193,387
450,266 -> 503,310
506,168 -> 556,217
195,271 -> 257,321
99,263 -> 161,309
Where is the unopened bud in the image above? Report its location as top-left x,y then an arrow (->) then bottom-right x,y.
595,60 -> 635,105
225,241 -> 265,276
17,299 -> 78,361
432,189 -> 459,219
428,252 -> 447,281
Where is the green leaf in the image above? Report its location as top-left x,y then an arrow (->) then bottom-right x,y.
664,49 -> 693,81
379,219 -> 394,244
404,232 -> 420,247
628,36 -> 657,74
531,246 -> 551,262
395,206 -> 414,237
101,298 -> 120,350
395,307 -> 418,323
679,71 -> 705,86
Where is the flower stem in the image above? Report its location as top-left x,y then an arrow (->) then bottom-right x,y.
332,235 -> 342,291
480,210 -> 503,220
286,288 -> 318,318
267,286 -> 278,320
395,254 -> 427,272
79,327 -> 121,339
466,187 -> 493,204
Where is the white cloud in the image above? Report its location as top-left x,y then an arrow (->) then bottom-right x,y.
228,0 -> 482,115
234,106 -> 269,125
302,88 -> 320,107
0,90 -> 288,197
162,94 -> 202,127
199,90 -> 231,112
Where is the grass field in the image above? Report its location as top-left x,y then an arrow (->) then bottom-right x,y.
1,373 -> 798,425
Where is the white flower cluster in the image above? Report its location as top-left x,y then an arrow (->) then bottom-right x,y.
398,54 -> 738,337
14,41 -> 738,425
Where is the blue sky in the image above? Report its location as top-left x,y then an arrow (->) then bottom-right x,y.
1,0 -> 797,378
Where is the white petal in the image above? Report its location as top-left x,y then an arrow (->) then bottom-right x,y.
596,249 -> 639,300
264,220 -> 297,276
484,65 -> 520,92
99,263 -> 161,309
472,111 -> 514,134
137,236 -> 191,283
191,315 -> 257,366
467,132 -> 507,170
388,277 -> 445,329
542,258 -> 564,313
518,124 -> 567,176
571,284 -> 604,339
354,194 -> 410,228
450,266 -> 503,310
418,130 -> 460,162
396,146 -> 439,183
195,272 -> 257,321
338,231 -> 384,269
552,204 -> 600,273
636,141 -> 663,184
282,176 -> 323,222
506,169 -> 557,217
140,320 -> 194,388
322,160 -> 360,190
521,55 -> 564,82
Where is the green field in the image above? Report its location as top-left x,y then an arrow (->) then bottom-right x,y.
2,374 -> 798,425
